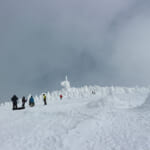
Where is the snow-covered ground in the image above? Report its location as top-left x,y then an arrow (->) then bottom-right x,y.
0,86 -> 150,150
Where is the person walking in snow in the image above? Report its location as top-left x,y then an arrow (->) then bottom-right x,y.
29,96 -> 35,107
60,94 -> 63,100
43,94 -> 47,105
11,95 -> 18,109
22,96 -> 27,108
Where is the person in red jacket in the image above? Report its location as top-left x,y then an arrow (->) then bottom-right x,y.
60,94 -> 63,100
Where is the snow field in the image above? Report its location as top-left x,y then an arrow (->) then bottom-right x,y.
0,86 -> 150,150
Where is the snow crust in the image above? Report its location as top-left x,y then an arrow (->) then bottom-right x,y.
0,85 -> 150,150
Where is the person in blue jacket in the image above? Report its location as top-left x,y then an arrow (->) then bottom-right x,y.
29,96 -> 35,107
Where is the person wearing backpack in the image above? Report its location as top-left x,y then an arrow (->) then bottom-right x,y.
29,96 -> 35,107
11,95 -> 18,109
22,96 -> 27,108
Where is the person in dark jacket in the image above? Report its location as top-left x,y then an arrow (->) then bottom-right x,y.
29,96 -> 35,107
11,95 -> 18,109
22,96 -> 27,108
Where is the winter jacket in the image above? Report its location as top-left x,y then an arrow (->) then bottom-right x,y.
11,95 -> 18,103
29,96 -> 34,104
22,97 -> 27,103
43,95 -> 46,101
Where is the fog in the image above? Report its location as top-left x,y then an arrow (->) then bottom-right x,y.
0,0 -> 150,101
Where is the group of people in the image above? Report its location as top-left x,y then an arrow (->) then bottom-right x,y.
11,94 -> 47,110
11,91 -> 95,110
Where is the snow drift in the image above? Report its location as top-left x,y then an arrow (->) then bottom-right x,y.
0,85 -> 150,150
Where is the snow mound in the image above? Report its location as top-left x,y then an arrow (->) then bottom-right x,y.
136,93 -> 150,110
36,86 -> 149,109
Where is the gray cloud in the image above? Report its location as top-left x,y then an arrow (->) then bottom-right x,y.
0,0 -> 150,101
112,12 -> 150,85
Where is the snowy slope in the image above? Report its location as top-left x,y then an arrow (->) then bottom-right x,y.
0,86 -> 150,150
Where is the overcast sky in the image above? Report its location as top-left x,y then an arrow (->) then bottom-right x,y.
0,0 -> 150,101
